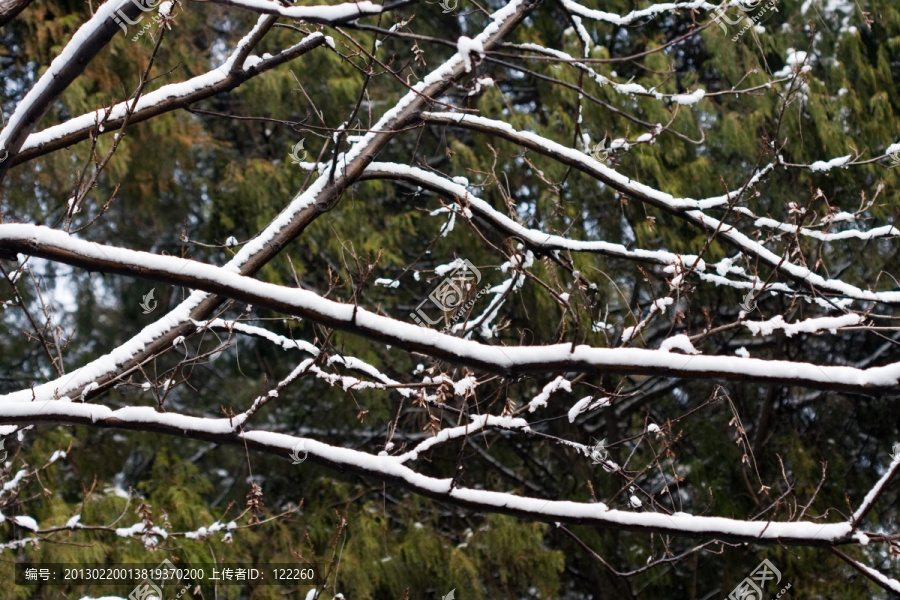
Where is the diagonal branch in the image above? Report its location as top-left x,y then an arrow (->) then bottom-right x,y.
0,399 -> 858,546
0,0 -> 35,27
419,112 -> 900,305
0,0 -> 146,183
2,0 -> 539,408
360,162 -> 704,267
13,19 -> 326,165
0,224 -> 898,396
849,453 -> 900,529
830,547 -> 900,595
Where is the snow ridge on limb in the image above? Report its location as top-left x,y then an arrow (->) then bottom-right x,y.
395,415 -> 532,463
0,399 -> 861,546
752,216 -> 900,242
204,0 -> 386,22
5,0 -> 536,407
15,27 -> 327,165
361,163 -> 705,267
558,0 -> 715,26
419,112 -> 900,304
1,224 -> 899,396
850,451 -> 900,528
831,548 -> 900,595
743,313 -> 864,338
0,0 -> 146,179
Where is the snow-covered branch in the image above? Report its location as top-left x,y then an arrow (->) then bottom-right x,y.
0,0 -> 537,408
0,399 -> 865,546
14,27 -> 327,165
558,0 -> 714,26
0,0 -> 146,180
205,0 -> 390,23
0,224 -> 898,395
361,163 -> 705,268
420,112 -> 900,304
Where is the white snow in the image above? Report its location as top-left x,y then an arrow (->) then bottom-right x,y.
528,376 -> 572,412
368,161 -> 703,268
2,469 -> 27,492
373,278 -> 401,288
653,297 -> 674,313
12,515 -> 39,531
774,48 -> 809,77
0,0 -> 139,153
21,31 -> 327,154
209,0 -> 383,21
744,313 -> 862,338
457,36 -> 484,73
614,83 -> 648,95
753,216 -> 899,241
453,375 -> 478,397
567,396 -> 594,423
559,0 -> 709,26
659,335 -> 700,354
397,414 -> 530,463
809,154 -> 852,172
671,89 -> 706,105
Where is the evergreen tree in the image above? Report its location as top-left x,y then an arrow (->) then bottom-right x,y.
1,0 -> 900,597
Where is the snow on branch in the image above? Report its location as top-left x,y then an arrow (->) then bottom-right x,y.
0,0 -> 146,176
420,112 -> 900,305
831,548 -> 900,595
0,399 -> 863,545
559,0 -> 714,26
204,0 -> 389,23
195,318 -> 320,355
0,0 -> 536,408
362,163 -> 706,268
752,216 -> 900,242
15,28 -> 327,164
395,414 -> 532,463
0,224 -> 898,395
850,452 -> 900,528
743,313 -> 864,338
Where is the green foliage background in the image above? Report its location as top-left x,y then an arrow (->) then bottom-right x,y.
1,0 -> 900,597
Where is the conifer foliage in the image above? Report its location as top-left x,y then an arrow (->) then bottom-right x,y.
1,0 -> 900,597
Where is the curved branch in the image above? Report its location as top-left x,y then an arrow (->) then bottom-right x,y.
3,0 -> 538,407
0,224 -> 898,396
203,0 -> 398,23
14,28 -> 326,165
419,112 -> 900,305
360,162 -> 704,267
0,0 -> 146,182
0,399 -> 858,546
